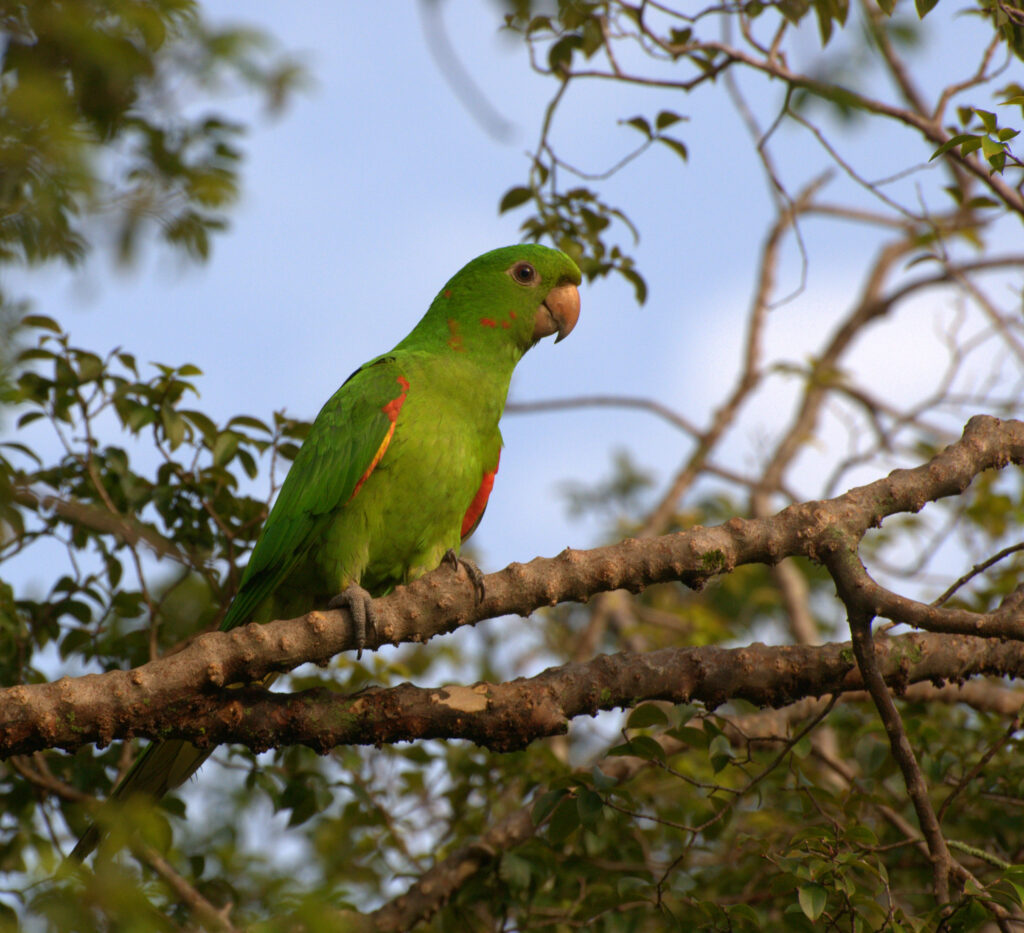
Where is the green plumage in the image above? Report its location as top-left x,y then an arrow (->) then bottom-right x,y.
71,244 -> 582,859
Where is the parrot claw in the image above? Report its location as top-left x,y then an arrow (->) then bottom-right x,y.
442,549 -> 485,603
328,584 -> 377,659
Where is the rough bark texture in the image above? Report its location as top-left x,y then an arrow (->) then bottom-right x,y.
3,416 -> 1023,758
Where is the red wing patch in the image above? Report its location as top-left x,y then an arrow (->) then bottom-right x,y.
349,376 -> 409,502
479,318 -> 497,328
382,376 -> 409,420
461,453 -> 500,539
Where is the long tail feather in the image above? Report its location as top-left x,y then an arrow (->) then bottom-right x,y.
69,739 -> 212,861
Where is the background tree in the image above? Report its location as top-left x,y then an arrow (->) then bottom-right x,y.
2,0 -> 1024,931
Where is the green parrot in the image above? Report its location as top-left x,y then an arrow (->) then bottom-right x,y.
71,244 -> 582,860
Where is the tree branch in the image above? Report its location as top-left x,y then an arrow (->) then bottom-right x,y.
7,627 -> 1024,757
5,415 -> 1024,757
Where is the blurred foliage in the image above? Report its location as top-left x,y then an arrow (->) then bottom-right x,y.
0,0 -> 302,377
0,1 -> 1023,932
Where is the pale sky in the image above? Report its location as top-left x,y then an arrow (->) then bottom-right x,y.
7,2 -> 1015,591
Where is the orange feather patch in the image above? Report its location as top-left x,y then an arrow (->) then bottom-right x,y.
349,376 -> 409,502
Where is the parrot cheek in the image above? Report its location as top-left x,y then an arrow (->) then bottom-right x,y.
532,283 -> 581,343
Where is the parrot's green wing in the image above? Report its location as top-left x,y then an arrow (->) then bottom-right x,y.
217,359 -> 406,632
69,362 -> 407,861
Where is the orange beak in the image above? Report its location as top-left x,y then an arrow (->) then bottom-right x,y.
532,283 -> 581,344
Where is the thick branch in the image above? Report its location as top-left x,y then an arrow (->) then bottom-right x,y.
7,631 -> 1024,758
4,415 -> 1024,755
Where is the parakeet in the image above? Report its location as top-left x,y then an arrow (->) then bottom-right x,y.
71,244 -> 582,859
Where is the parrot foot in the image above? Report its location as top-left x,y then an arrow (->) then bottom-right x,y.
442,549 -> 485,603
328,585 -> 377,659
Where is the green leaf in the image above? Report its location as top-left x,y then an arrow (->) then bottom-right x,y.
658,136 -> 689,163
548,34 -> 582,73
624,115 -> 652,137
875,0 -> 895,14
622,734 -> 667,762
228,415 -> 272,432
576,788 -> 604,827
16,347 -> 56,364
964,196 -> 1000,209
929,134 -> 978,161
581,17 -> 604,57
792,735 -> 813,759
531,789 -> 566,825
237,448 -> 259,480
667,725 -> 709,748
545,796 -> 580,844
798,883 -> 827,921
20,314 -> 62,334
59,626 -> 93,660
1007,880 -> 1024,907
499,186 -> 533,213
75,352 -> 103,383
655,109 -> 684,130
974,109 -> 998,133
709,734 -> 734,772
961,136 -> 983,155
621,266 -> 649,304
59,600 -> 92,624
16,411 -> 45,428
963,876 -> 985,897
626,703 -> 669,729
117,352 -> 138,372
499,852 -> 533,889
914,0 -> 939,17
212,431 -> 241,466
674,703 -> 698,726
845,824 -> 878,846
161,408 -> 186,449
591,765 -> 618,793
981,135 -> 1005,158
182,409 -> 218,444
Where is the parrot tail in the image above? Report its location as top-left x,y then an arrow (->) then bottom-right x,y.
69,739 -> 212,861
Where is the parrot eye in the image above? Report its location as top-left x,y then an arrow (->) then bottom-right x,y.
509,261 -> 538,286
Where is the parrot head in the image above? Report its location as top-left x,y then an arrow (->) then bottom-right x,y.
497,245 -> 582,345
415,244 -> 582,357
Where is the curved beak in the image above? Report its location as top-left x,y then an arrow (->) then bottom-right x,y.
532,283 -> 581,344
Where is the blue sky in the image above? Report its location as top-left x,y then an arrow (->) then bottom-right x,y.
8,2 -> 1017,592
